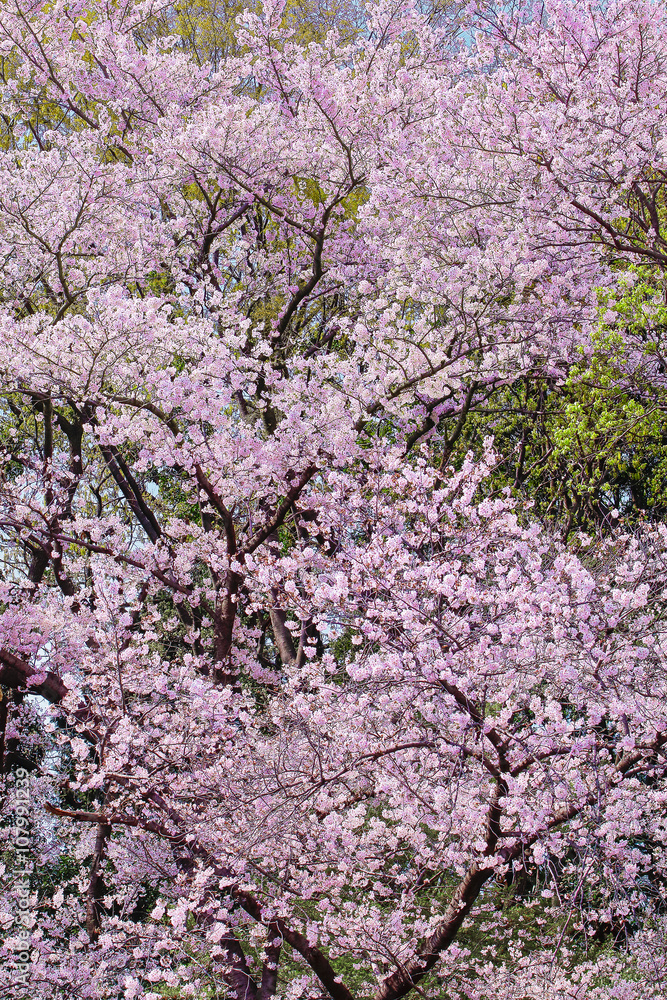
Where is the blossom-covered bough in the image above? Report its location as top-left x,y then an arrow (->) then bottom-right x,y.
1,1 -> 667,998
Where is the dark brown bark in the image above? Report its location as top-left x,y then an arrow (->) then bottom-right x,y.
268,603 -> 297,666
98,443 -> 162,542
214,934 -> 258,1000
212,574 -> 242,681
86,821 -> 111,942
48,793 -> 355,1000
0,647 -> 68,704
242,466 -> 318,556
259,921 -> 282,1000
0,696 -> 7,775
0,648 -> 101,743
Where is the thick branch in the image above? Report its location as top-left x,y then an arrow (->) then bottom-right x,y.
0,647 -> 67,704
259,921 -> 282,1000
98,443 -> 162,542
48,791 -> 355,1000
374,732 -> 667,1000
243,466 -> 318,556
86,821 -> 111,943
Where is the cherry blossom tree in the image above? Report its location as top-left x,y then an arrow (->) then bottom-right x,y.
1,1 -> 667,998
